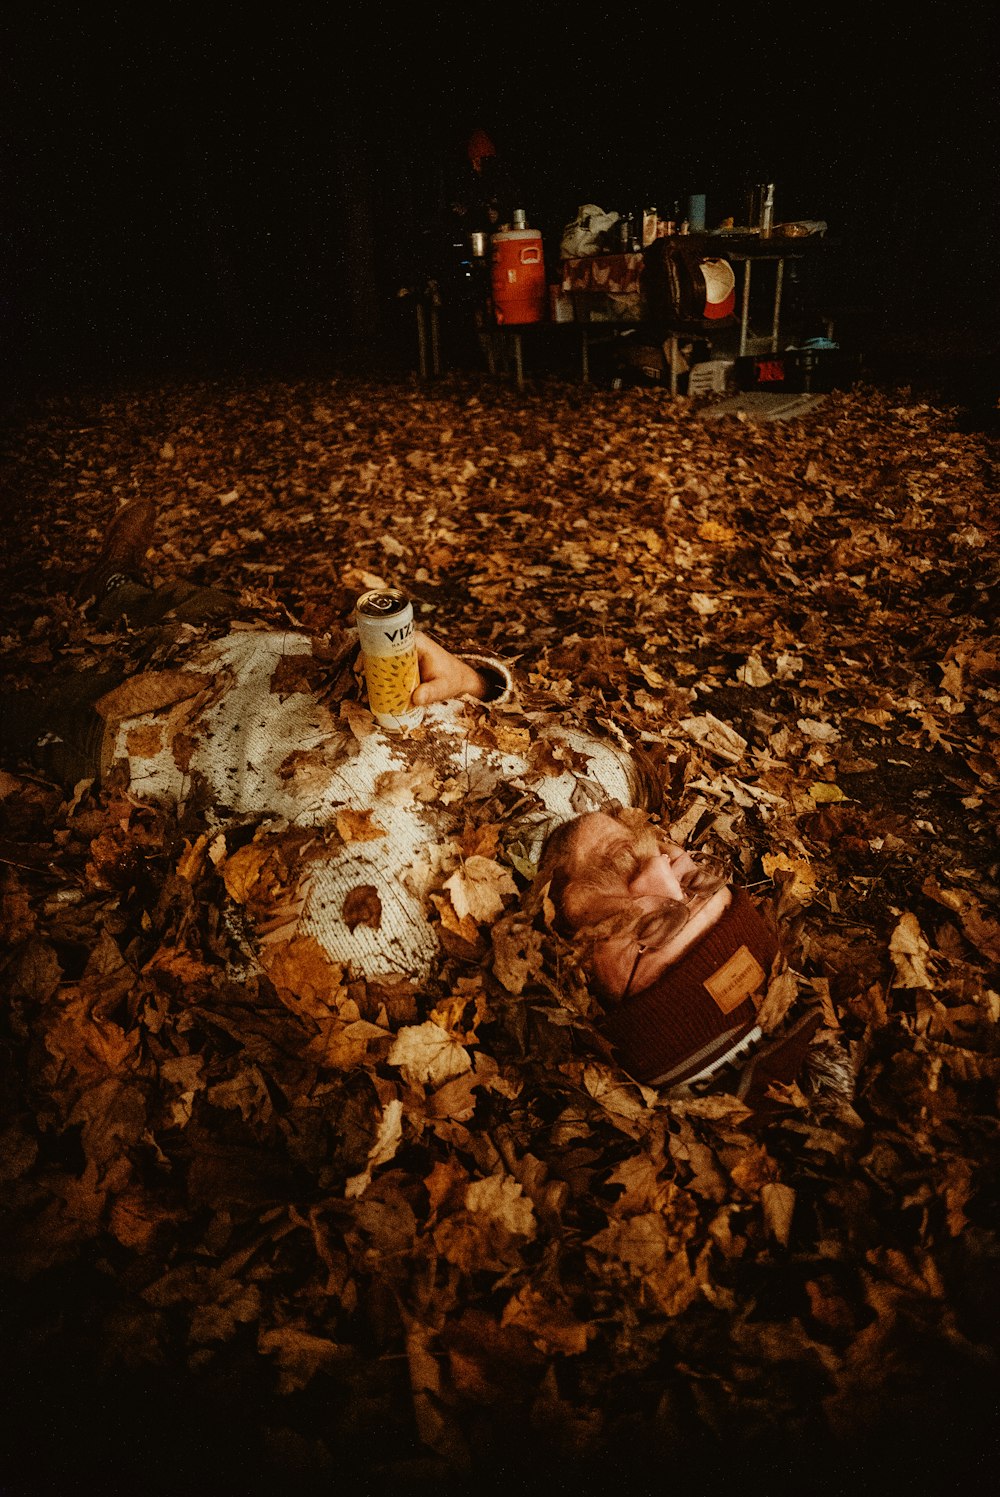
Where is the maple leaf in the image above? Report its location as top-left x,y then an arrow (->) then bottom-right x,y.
490,912 -> 544,995
465,1173 -> 537,1239
335,808 -> 386,843
430,892 -> 486,958
207,1066 -> 273,1125
798,717 -> 841,744
425,1069 -> 480,1122
443,855 -> 517,924
585,1214 -> 700,1315
388,1021 -> 472,1089
373,761 -> 438,803
260,934 -> 348,1020
221,842 -> 273,904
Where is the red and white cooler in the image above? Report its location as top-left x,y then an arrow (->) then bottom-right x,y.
490,228 -> 548,324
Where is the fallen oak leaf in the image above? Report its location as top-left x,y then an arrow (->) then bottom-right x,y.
221,842 -> 274,904
921,876 -> 1000,963
735,654 -> 772,687
889,912 -> 935,990
93,669 -> 211,721
340,698 -> 377,741
761,851 -> 817,902
258,1326 -> 352,1394
259,934 -> 349,1021
680,713 -> 748,764
698,519 -> 738,544
584,1214 -> 700,1315
500,1285 -> 593,1356
797,717 -> 841,744
373,760 -> 439,803
345,1097 -> 404,1198
760,1181 -> 796,1246
808,782 -> 848,804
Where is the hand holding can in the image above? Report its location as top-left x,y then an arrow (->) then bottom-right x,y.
355,589 -> 425,731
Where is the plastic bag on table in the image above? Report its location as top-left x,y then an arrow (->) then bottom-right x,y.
560,204 -> 621,259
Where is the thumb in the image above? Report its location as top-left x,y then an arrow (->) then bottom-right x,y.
411,679 -> 447,707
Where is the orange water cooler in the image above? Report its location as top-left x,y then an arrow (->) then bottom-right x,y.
490,228 -> 547,324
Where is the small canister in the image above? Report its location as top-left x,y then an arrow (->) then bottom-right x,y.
355,589 -> 424,731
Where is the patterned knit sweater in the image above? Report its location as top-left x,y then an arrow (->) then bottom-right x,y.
102,627 -> 642,982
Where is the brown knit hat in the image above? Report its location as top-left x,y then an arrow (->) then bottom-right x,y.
599,888 -> 780,1087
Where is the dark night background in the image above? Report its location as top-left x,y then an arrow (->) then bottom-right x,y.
2,4 -> 997,393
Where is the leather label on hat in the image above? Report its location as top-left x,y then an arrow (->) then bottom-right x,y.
703,945 -> 766,1013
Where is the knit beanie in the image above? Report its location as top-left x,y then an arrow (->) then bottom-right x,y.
599,888 -> 779,1087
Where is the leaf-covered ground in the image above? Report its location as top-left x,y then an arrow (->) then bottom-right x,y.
1,370 -> 999,1496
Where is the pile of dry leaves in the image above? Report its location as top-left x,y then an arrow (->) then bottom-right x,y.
1,372 -> 998,1495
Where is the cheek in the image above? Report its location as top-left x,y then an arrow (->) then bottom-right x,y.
592,935 -> 637,999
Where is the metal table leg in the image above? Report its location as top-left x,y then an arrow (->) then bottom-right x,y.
739,260 -> 752,358
770,258 -> 785,352
581,326 -> 590,383
513,332 -> 524,391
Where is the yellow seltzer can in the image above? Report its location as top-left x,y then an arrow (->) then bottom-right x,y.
355,589 -> 425,731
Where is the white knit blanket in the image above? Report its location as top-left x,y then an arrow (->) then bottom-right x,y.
111,628 -> 641,981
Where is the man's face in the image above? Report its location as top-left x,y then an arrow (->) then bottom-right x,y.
552,811 -> 729,999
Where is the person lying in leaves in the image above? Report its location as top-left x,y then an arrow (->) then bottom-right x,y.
528,809 -> 844,1105
3,499 -> 849,1108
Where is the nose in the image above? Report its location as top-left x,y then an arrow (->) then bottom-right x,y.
629,851 -> 685,903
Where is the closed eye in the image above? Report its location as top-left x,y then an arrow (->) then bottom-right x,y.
605,842 -> 642,881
